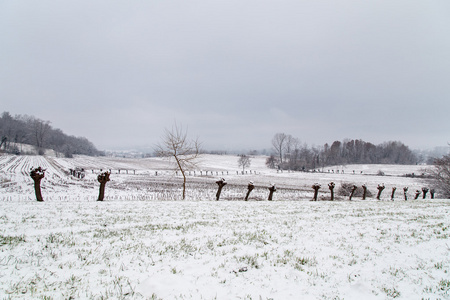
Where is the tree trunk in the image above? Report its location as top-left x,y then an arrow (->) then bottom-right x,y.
349,185 -> 357,200
30,167 -> 45,202
376,184 -> 385,200
430,189 -> 435,199
328,182 -> 335,201
312,184 -> 320,201
391,187 -> 396,201
422,187 -> 429,199
97,171 -> 110,201
33,179 -> 44,202
98,182 -> 106,201
182,171 -> 186,200
245,183 -> 254,201
215,179 -> 227,201
362,185 -> 367,200
268,185 -> 276,201
414,190 -> 420,199
403,187 -> 408,201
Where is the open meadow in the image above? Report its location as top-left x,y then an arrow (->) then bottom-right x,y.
1,154 -> 449,299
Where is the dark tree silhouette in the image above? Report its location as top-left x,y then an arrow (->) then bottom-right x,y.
403,187 -> 408,201
245,181 -> 255,201
430,189 -> 435,199
97,171 -> 110,201
30,167 -> 45,202
422,187 -> 429,199
268,184 -> 276,201
376,184 -> 385,200
312,183 -> 321,201
215,178 -> 227,201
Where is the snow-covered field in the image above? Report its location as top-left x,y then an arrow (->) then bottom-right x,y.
1,153 -> 449,299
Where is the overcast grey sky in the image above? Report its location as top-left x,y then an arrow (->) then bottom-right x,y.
1,1 -> 449,151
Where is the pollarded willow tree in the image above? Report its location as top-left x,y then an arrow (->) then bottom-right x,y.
155,123 -> 201,200
30,167 -> 45,201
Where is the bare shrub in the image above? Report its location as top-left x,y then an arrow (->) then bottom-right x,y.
338,183 -> 373,198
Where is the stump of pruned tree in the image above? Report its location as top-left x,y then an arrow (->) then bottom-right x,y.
312,183 -> 321,201
430,189 -> 435,199
328,182 -> 335,201
362,184 -> 367,200
245,181 -> 255,201
215,178 -> 227,201
268,184 -> 276,201
422,187 -> 429,199
349,185 -> 357,200
414,190 -> 420,200
403,187 -> 408,201
391,187 -> 396,201
30,167 -> 45,202
376,184 -> 385,200
97,171 -> 110,201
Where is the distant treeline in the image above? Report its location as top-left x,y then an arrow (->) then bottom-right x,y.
268,133 -> 418,171
0,112 -> 102,157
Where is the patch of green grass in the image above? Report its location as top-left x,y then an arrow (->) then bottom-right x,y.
438,279 -> 450,292
0,234 -> 26,246
382,287 -> 401,298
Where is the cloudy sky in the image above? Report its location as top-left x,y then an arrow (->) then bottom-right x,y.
1,1 -> 449,151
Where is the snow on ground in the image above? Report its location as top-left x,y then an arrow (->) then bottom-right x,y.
1,153 -> 449,299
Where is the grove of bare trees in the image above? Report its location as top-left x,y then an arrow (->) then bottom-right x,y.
0,112 -> 101,157
267,133 -> 417,171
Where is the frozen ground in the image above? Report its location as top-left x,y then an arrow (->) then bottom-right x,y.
1,153 -> 449,299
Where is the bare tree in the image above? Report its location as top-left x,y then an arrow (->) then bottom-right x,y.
271,133 -> 287,165
238,154 -> 251,173
155,123 -> 201,200
430,153 -> 450,198
265,155 -> 278,169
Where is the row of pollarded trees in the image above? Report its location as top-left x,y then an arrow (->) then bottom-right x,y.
311,182 -> 435,201
29,167 -> 436,202
214,178 -> 277,201
29,168 -> 278,202
30,167 -> 110,202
